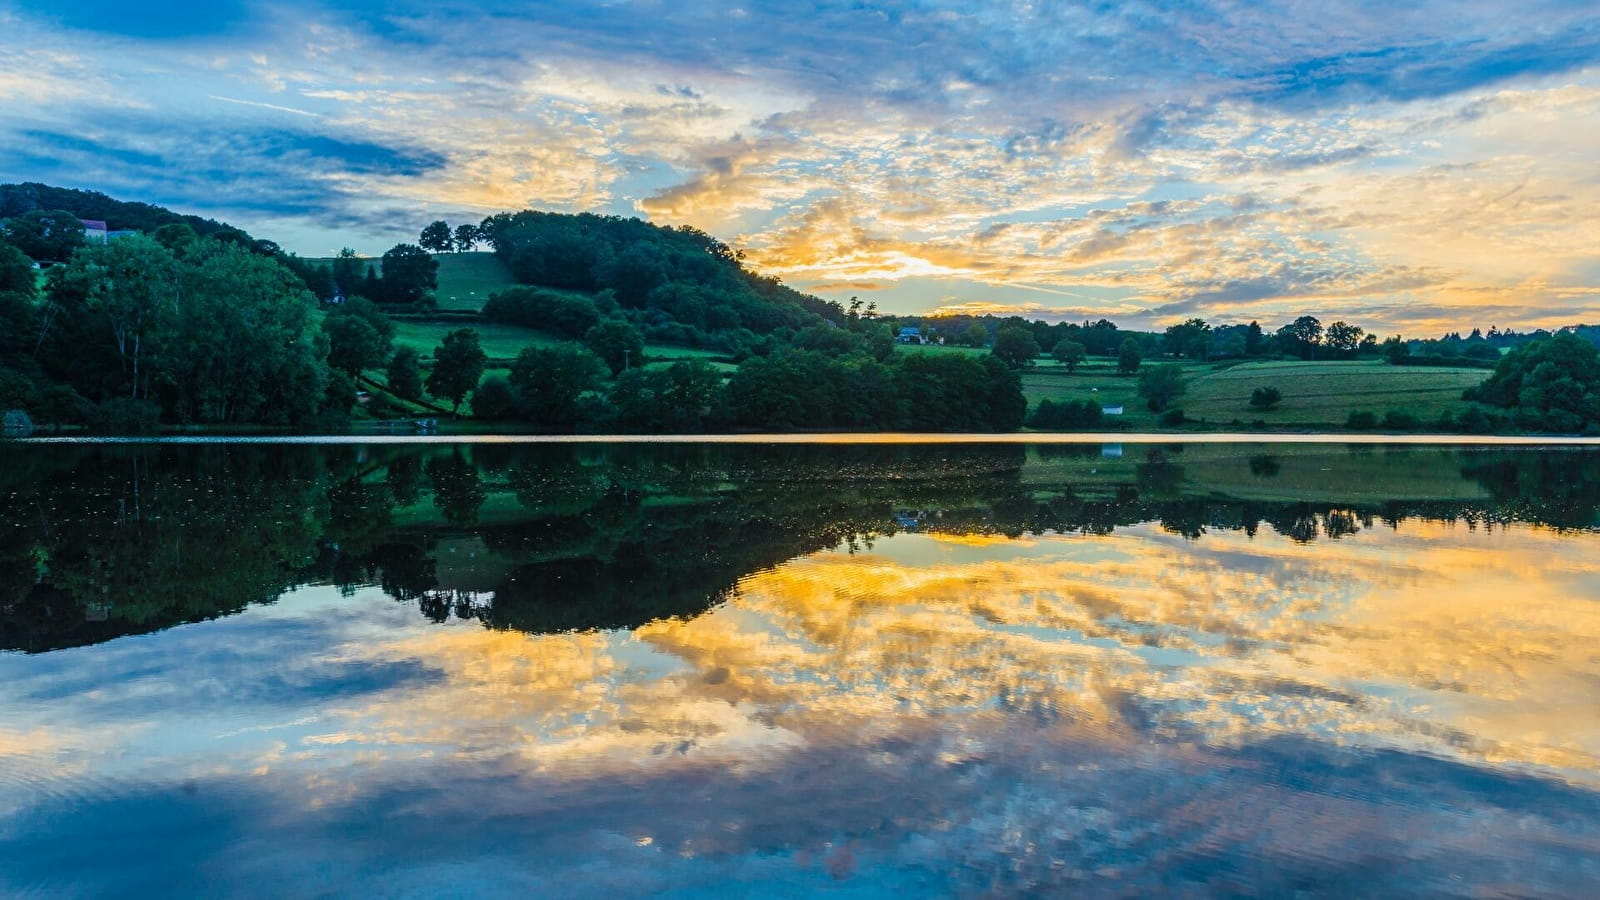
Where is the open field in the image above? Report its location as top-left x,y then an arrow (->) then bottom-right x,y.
392,320 -> 558,360
304,251 -> 520,312
431,252 -> 519,310
1020,358 -> 1490,429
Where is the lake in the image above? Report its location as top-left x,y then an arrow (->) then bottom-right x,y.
3,439 -> 1600,896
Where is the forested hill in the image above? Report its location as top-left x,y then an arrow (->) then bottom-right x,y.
0,183 -> 265,248
475,210 -> 845,344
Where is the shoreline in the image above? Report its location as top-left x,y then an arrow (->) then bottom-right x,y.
11,431 -> 1600,446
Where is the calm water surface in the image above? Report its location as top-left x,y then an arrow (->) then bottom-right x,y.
2,441 -> 1600,897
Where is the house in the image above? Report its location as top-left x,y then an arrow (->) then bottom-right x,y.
896,327 -> 928,345
1101,405 -> 1124,416
79,219 -> 108,243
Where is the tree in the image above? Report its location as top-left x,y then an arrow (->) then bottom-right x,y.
378,243 -> 438,305
152,223 -> 199,255
386,346 -> 423,402
1137,363 -> 1186,411
1325,321 -> 1364,358
1466,333 -> 1600,431
1245,320 -> 1265,356
322,313 -> 387,378
960,322 -> 988,347
508,344 -> 605,426
1276,316 -> 1323,360
2,209 -> 85,262
584,320 -> 645,375
1163,318 -> 1211,359
1382,335 -> 1410,364
331,248 -> 364,297
1050,339 -> 1087,372
1249,386 -> 1282,409
991,325 -> 1041,368
1117,338 -> 1142,374
419,220 -> 453,254
470,374 -> 518,419
426,328 -> 486,414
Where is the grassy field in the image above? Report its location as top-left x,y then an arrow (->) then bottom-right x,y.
304,251 -> 520,312
392,320 -> 559,361
431,252 -> 520,311
1018,358 -> 1489,429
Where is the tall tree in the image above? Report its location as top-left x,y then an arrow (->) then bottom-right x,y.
583,320 -> 645,375
386,346 -> 423,402
378,243 -> 438,305
425,329 -> 486,414
418,220 -> 453,254
1138,363 -> 1186,411
991,325 -> 1041,368
508,344 -> 605,426
453,223 -> 479,252
1117,337 -> 1142,374
1051,338 -> 1087,372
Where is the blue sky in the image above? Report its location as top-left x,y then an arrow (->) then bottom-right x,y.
2,0 -> 1598,330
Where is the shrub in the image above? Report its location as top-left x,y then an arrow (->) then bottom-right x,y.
1381,410 -> 1420,430
1158,408 -> 1187,427
1249,386 -> 1282,409
1346,410 -> 1378,430
1028,398 -> 1103,430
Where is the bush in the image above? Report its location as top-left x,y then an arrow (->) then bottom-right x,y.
1381,410 -> 1420,430
93,397 -> 162,434
1346,410 -> 1378,430
470,375 -> 519,419
1157,408 -> 1187,427
1249,386 -> 1282,409
1028,398 -> 1102,430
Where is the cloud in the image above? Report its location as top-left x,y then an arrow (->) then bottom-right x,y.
1,1 -> 1598,329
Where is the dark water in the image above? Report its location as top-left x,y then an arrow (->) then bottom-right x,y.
3,441 -> 1600,897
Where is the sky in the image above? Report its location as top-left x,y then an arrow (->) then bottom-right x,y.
2,1 -> 1599,332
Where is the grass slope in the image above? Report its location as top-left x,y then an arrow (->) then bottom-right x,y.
431,252 -> 519,311
1018,358 -> 1490,429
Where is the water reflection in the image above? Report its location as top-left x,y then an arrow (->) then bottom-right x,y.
3,443 -> 1600,895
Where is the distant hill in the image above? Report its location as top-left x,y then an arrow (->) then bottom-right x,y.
0,182 -> 266,248
475,209 -> 845,348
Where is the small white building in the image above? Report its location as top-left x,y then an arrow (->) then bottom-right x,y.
80,219 -> 108,243
1101,405 -> 1124,416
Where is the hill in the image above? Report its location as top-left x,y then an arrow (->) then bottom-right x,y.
0,182 -> 265,247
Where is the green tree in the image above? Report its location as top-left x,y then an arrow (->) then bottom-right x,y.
152,223 -> 199,255
991,325 -> 1041,369
1117,337 -> 1142,375
1163,318 -> 1211,359
2,209 -> 85,262
1325,321 -> 1364,358
1466,333 -> 1600,431
584,319 -> 645,375
508,344 -> 605,426
322,313 -> 387,378
1138,363 -> 1186,411
419,220 -> 453,254
1050,338 -> 1087,372
331,248 -> 364,297
378,243 -> 438,305
386,346 -> 423,402
426,328 -> 487,414
453,223 -> 479,252
1276,316 -> 1323,360
960,322 -> 988,347
470,374 -> 518,419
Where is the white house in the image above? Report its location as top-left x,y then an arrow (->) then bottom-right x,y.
79,219 -> 108,243
896,327 -> 928,345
